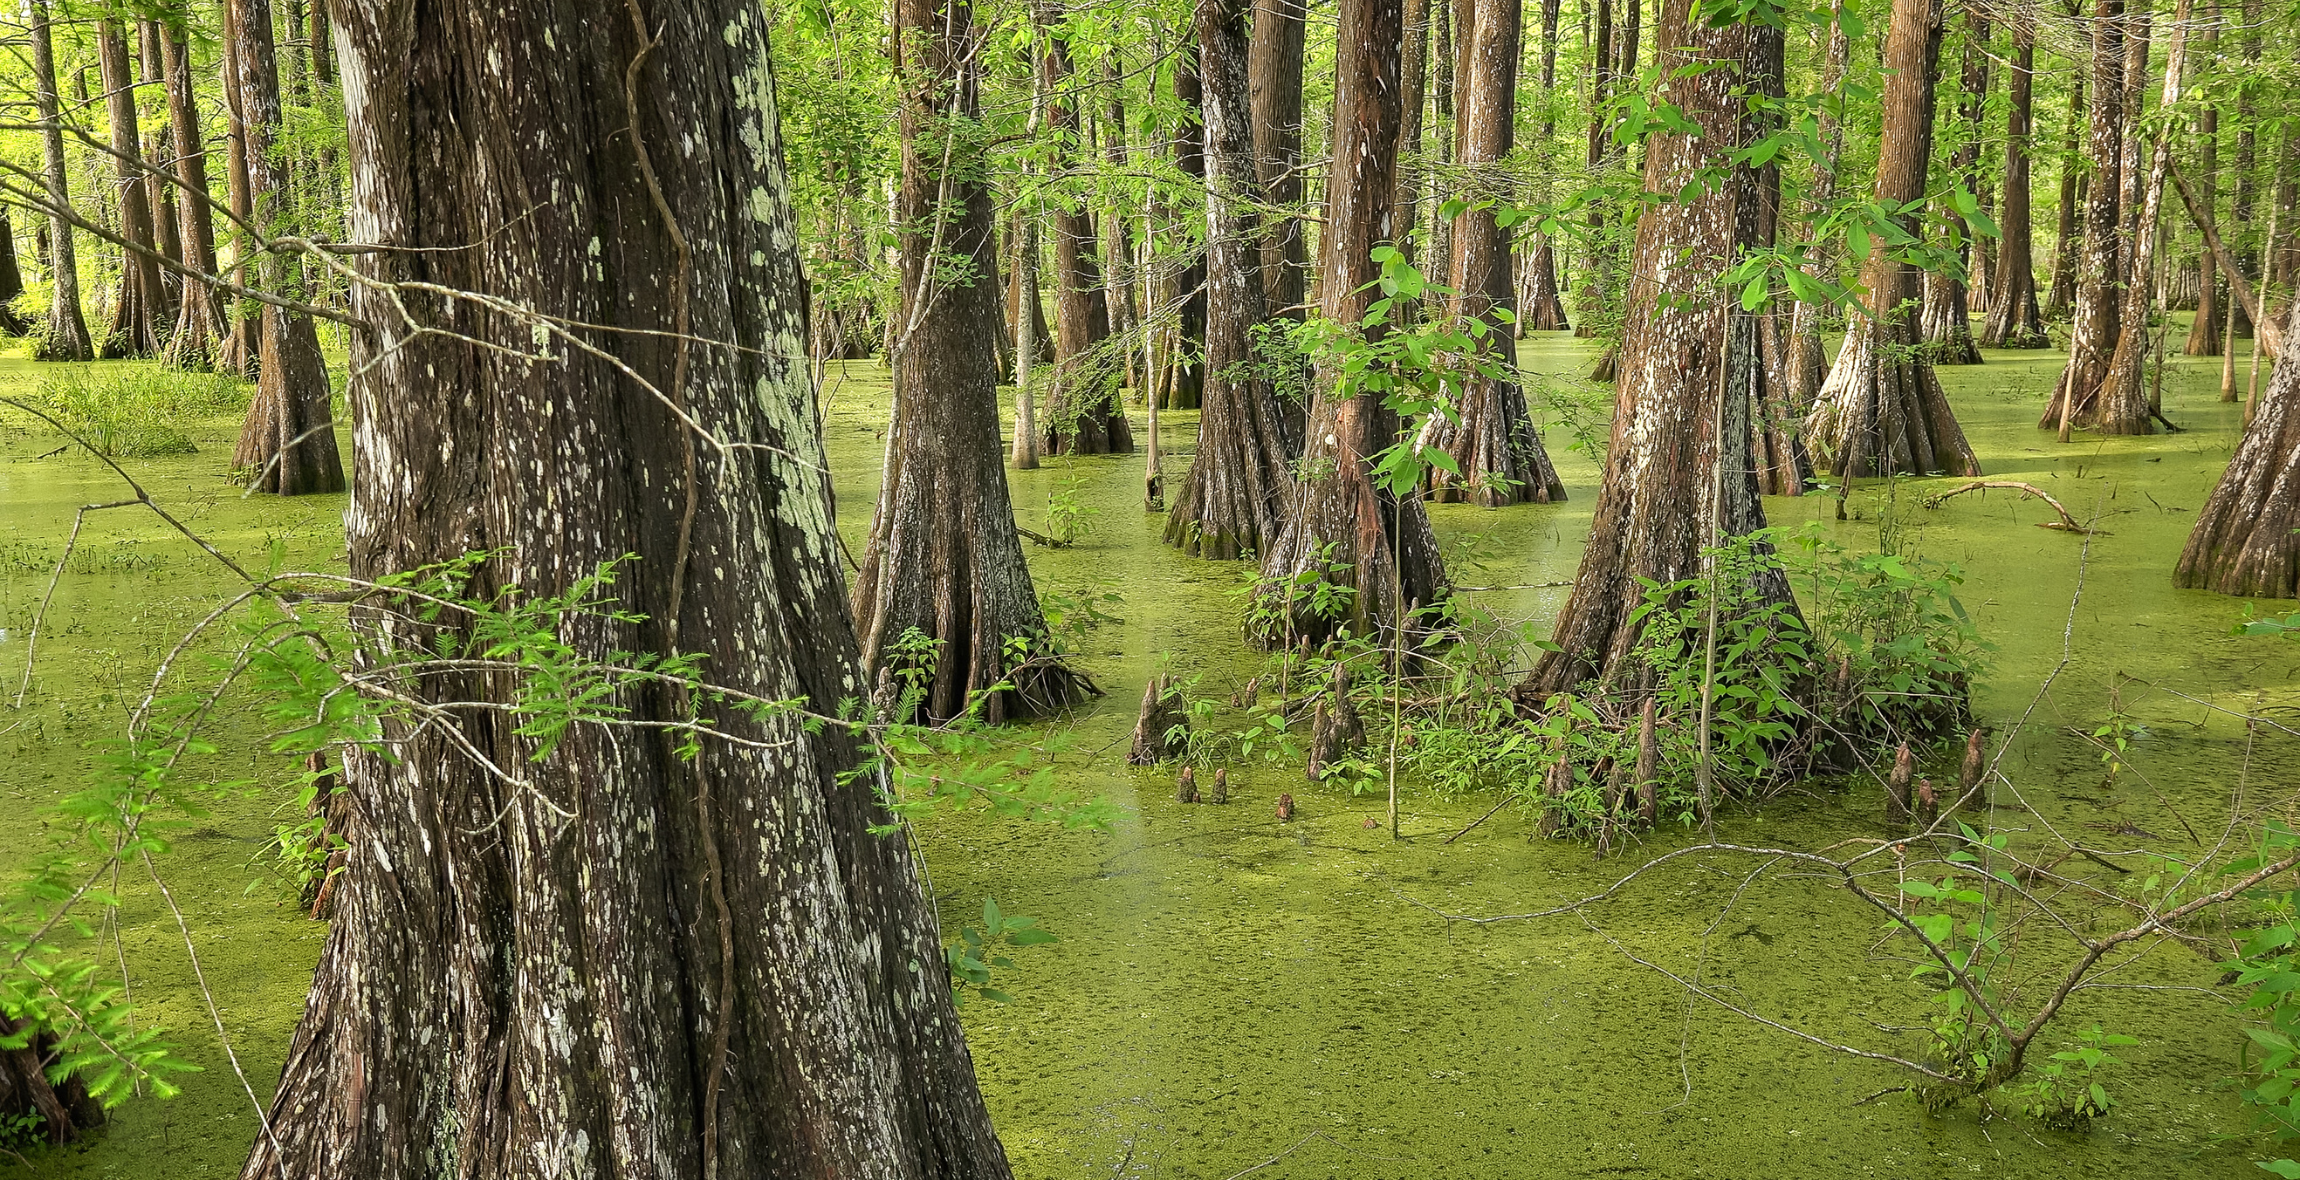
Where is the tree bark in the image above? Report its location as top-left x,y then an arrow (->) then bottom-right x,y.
1037,12 -> 1131,454
1166,0 -> 1302,560
228,0 -> 344,494
1806,0 -> 1981,478
2040,0 -> 2146,436
1982,8 -> 2049,348
2095,0 -> 2192,427
217,8 -> 262,377
1519,0 -> 1800,697
1518,0 -> 1571,331
97,21 -> 167,358
1784,0 -> 1852,403
1160,51 -> 1208,409
1919,7 -> 1986,365
0,207 -> 26,336
1253,0 -> 1449,647
1251,0 -> 1309,319
2178,297 -> 2300,596
1100,62 -> 1141,393
2185,8 -> 2224,356
2044,51 -> 2085,321
1575,0 -> 1617,340
1396,0 -> 1430,272
2225,0 -> 2259,342
1428,0 -> 1567,505
0,1014 -> 104,1146
157,15 -> 225,369
853,0 -> 1093,725
139,23 -> 185,314
244,2 -> 1020,1176
29,0 -> 94,361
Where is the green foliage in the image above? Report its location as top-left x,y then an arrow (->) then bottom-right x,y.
1786,524 -> 1992,750
2014,1026 -> 2137,1131
27,367 -> 249,457
2230,824 -> 2300,1166
1895,825 -> 2016,1110
1038,581 -> 1125,655
945,897 -> 1057,1006
1046,467 -> 1101,546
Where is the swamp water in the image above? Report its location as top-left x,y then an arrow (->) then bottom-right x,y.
2,337 -> 2293,1177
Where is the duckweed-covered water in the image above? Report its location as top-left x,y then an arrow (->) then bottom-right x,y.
3,335 -> 2291,1177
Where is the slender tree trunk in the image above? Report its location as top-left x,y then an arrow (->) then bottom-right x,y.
1254,0 -> 1449,647
1037,10 -> 1131,454
247,3 -> 1022,1175
228,0 -> 344,494
1431,0 -> 1456,285
2040,0 -> 2140,435
217,12 -> 262,377
139,24 -> 184,309
1161,51 -> 1209,409
2045,59 -> 2085,320
1100,62 -> 1140,392
1806,0 -> 1981,478
853,0 -> 1093,725
29,0 -> 94,361
1785,0 -> 1852,403
1167,0 -> 1302,559
1429,0 -> 1567,505
1251,0 -> 1309,320
1519,0 -> 1800,697
2186,8 -> 2225,355
96,21 -> 166,358
1575,0 -> 1616,341
1920,7 -> 1986,364
2096,0 -> 2192,429
1521,0 -> 1571,330
0,207 -> 26,336
1983,8 -> 2050,348
1396,0 -> 1430,269
159,16 -> 225,369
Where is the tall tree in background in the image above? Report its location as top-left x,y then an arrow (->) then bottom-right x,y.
1784,0 -> 1851,402
97,21 -> 166,358
1254,0 -> 1449,644
1161,52 -> 1208,409
2184,8 -> 2224,356
1100,59 -> 1141,392
2041,0 -> 2143,436
0,208 -> 27,336
29,0 -> 93,361
1252,0 -> 1309,319
1395,0 -> 1430,272
1428,0 -> 1567,505
1037,9 -> 1131,454
244,1 -> 1021,1174
1806,0 -> 1981,478
1982,5 -> 2048,348
1520,0 -> 1799,696
2096,0 -> 2191,427
228,0 -> 344,493
2044,61 -> 2084,320
1167,0 -> 1302,559
159,13 -> 225,368
853,0 -> 1094,725
1519,0 -> 1571,330
137,22 -> 185,326
216,10 -> 262,376
1919,8 -> 1986,365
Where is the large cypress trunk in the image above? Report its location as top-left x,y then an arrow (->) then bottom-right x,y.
1982,9 -> 2050,349
1250,0 -> 1309,319
2040,0 -> 2136,435
28,0 -> 94,361
1253,0 -> 1449,646
1165,0 -> 1300,561
160,12 -> 226,369
1037,15 -> 1131,455
852,0 -> 1093,725
228,0 -> 344,494
1805,0 -> 1980,479
2177,297 -> 2300,596
244,2 -> 1018,1176
1519,0 -> 1799,697
1919,9 -> 1987,365
1428,0 -> 1566,506
97,21 -> 166,359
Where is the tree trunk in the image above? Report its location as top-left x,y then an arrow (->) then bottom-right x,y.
1100,64 -> 1141,393
1806,0 -> 1981,478
1431,0 -> 1455,283
1519,0 -> 1800,697
244,3 -> 1020,1176
1784,0 -> 1851,403
1919,8 -> 1986,365
0,1014 -> 104,1146
1395,0 -> 1430,272
2096,0 -> 2192,427
158,16 -> 226,369
2044,65 -> 2085,321
1006,213 -> 1053,366
1161,52 -> 1208,409
0,207 -> 29,336
1166,0 -> 1302,560
29,0 -> 95,361
138,22 -> 185,323
1253,0 -> 1449,647
1251,0 -> 1309,319
227,0 -> 344,494
2185,8 -> 2225,356
1574,0 -> 1616,340
2225,0 -> 2259,343
217,10 -> 262,377
2178,297 -> 2300,596
1982,8 -> 2049,348
2040,0 -> 2144,436
1037,14 -> 1131,455
853,0 -> 1093,726
1520,0 -> 1571,331
1428,0 -> 1567,505
96,21 -> 167,358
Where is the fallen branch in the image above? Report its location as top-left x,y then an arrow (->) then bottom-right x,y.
2169,160 -> 2284,360
1922,480 -> 2098,534
1014,524 -> 1069,549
